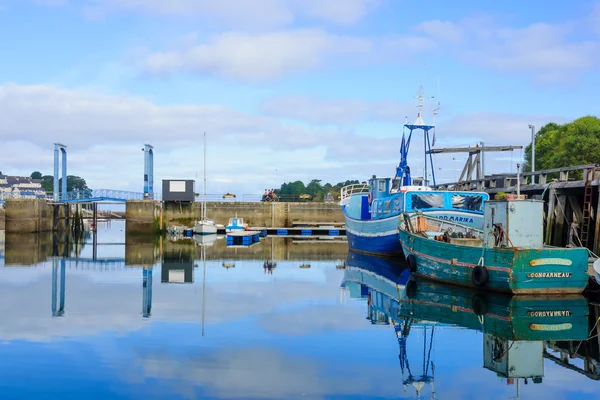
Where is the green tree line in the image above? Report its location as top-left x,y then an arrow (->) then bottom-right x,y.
30,171 -> 90,193
523,116 -> 600,178
274,179 -> 361,201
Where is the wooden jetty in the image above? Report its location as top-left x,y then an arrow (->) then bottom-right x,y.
435,163 -> 600,254
218,226 -> 345,237
225,230 -> 263,246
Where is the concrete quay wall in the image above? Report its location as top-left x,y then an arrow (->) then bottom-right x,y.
3,200 -> 344,234
5,199 -> 54,234
163,202 -> 344,229
125,200 -> 161,234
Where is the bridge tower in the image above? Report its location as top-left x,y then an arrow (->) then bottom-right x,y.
51,258 -> 66,317
143,144 -> 154,199
53,143 -> 68,201
142,267 -> 153,318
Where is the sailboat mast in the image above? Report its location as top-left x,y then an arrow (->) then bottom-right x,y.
202,244 -> 206,336
203,132 -> 207,221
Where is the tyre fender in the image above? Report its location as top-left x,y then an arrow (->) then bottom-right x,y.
407,254 -> 417,273
472,265 -> 489,288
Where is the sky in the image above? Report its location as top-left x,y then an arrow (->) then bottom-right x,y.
0,0 -> 599,197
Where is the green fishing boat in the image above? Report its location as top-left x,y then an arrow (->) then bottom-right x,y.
398,199 -> 589,294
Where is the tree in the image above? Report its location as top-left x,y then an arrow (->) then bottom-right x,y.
62,175 -> 89,192
34,173 -> 90,193
523,116 -> 600,177
274,178 -> 361,201
41,175 -> 53,192
306,179 -> 322,200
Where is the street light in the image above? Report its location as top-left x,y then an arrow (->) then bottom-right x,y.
528,124 -> 535,184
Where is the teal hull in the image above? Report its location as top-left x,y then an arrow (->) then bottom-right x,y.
343,257 -> 590,341
400,277 -> 589,341
399,229 -> 589,294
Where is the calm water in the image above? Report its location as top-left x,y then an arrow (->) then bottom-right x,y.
0,222 -> 599,400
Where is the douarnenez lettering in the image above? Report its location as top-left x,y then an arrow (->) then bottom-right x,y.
526,272 -> 572,278
527,310 -> 573,317
438,216 -> 474,224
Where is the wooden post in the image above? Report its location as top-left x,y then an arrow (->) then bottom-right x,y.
567,195 -> 583,225
159,203 -> 163,231
545,187 -> 556,245
553,193 -> 567,247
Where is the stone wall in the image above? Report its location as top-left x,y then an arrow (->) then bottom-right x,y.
4,232 -> 53,265
163,201 -> 344,229
125,232 -> 161,266
5,199 -> 54,233
125,200 -> 161,234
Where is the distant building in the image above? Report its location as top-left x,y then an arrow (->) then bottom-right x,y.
0,172 -> 47,200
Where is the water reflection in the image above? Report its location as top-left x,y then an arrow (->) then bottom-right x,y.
0,224 -> 599,399
343,250 -> 594,398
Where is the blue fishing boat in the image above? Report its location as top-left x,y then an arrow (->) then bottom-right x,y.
399,198 -> 590,294
343,251 -> 410,297
340,87 -> 488,256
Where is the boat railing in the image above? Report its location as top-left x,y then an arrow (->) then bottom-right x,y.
340,184 -> 369,201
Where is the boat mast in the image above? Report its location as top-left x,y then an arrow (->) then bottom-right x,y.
401,86 -> 438,189
203,132 -> 207,221
201,244 -> 206,336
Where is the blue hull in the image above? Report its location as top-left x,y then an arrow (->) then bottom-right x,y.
344,215 -> 403,256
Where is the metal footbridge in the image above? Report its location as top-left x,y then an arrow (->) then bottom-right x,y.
0,189 -> 151,204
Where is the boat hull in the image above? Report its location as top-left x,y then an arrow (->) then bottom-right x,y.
193,222 -> 217,235
400,276 -> 589,341
344,214 -> 404,256
399,229 -> 589,294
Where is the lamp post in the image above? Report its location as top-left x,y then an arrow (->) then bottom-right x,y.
528,125 -> 535,185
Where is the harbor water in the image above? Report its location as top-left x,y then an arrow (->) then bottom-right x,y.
0,221 -> 599,399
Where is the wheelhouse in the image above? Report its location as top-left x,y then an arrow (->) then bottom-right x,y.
370,191 -> 489,220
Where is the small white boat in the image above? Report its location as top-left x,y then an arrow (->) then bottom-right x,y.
226,217 -> 248,232
194,233 -> 217,247
194,220 -> 217,235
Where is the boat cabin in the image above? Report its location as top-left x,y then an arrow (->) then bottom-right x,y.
226,217 -> 247,231
369,175 -> 432,202
370,189 -> 489,220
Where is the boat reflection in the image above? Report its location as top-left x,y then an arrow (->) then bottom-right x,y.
342,250 -> 594,397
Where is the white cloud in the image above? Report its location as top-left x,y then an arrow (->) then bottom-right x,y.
0,83 -> 339,151
0,261 -> 347,342
290,0 -> 381,25
414,15 -> 600,84
143,29 -> 372,82
260,95 -> 413,125
0,83 -> 576,193
414,19 -> 464,44
69,0 -> 381,26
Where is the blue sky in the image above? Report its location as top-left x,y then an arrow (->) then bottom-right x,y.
0,0 -> 599,195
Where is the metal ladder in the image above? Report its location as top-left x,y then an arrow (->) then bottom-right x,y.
580,168 -> 598,248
